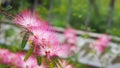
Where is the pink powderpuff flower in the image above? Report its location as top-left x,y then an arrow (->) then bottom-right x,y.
31,27 -> 60,47
56,44 -> 73,58
98,35 -> 110,47
64,28 -> 77,45
14,53 -> 47,68
70,45 -> 79,53
13,10 -> 46,31
0,48 -> 47,68
33,35 -> 72,59
39,43 -> 72,59
0,49 -> 17,64
93,34 -> 111,53
0,49 -> 11,64
93,41 -> 105,53
16,53 -> 41,68
29,28 -> 72,59
64,28 -> 78,53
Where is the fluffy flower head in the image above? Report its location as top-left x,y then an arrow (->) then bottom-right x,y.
64,28 -> 77,45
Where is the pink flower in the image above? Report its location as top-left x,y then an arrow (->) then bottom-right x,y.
14,53 -> 47,68
0,48 -> 47,68
56,44 -> 73,58
29,28 -> 72,58
13,10 -> 44,31
64,28 -> 78,53
31,27 -> 59,47
64,28 -> 77,45
0,48 -> 73,68
32,34 -> 72,59
93,34 -> 110,53
98,35 -> 110,47
93,41 -> 105,53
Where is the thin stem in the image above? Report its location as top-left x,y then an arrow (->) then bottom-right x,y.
93,0 -> 99,17
48,0 -> 54,23
33,0 -> 38,11
84,0 -> 93,31
66,0 -> 72,28
106,0 -> 115,33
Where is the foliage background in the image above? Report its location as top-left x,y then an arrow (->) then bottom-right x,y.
1,0 -> 120,36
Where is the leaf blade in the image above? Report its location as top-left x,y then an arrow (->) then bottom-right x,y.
21,32 -> 29,49
36,56 -> 42,66
24,47 -> 34,61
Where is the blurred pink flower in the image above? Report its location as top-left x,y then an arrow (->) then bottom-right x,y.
0,48 -> 74,68
0,49 -> 11,64
93,35 -> 110,53
57,44 -> 73,58
31,28 -> 59,46
13,10 -> 47,31
98,35 -> 110,47
0,48 -> 47,68
64,28 -> 77,45
64,28 -> 78,53
29,27 -> 72,59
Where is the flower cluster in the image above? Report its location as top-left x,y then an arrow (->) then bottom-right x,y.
64,28 -> 78,53
0,48 -> 45,68
13,10 -> 74,67
64,28 -> 77,45
93,34 -> 111,53
0,48 -> 74,68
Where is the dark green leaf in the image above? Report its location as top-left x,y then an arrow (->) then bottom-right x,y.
24,47 -> 34,61
36,56 -> 42,66
21,32 -> 29,49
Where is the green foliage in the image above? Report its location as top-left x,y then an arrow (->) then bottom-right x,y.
2,5 -> 12,11
49,60 -> 56,68
5,28 -> 14,37
37,0 -> 120,37
36,56 -> 42,66
108,28 -> 120,37
0,43 -> 21,52
0,64 -> 7,68
24,47 -> 34,61
69,60 -> 86,68
21,32 -> 30,49
1,0 -> 120,36
53,59 -> 62,68
81,34 -> 90,39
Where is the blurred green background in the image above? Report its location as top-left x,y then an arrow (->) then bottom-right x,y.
0,0 -> 120,37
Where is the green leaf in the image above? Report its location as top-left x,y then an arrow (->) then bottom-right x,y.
49,60 -> 56,68
52,58 -> 62,68
36,56 -> 42,66
24,47 -> 34,61
0,64 -> 7,68
5,28 -> 14,37
21,32 -> 29,49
